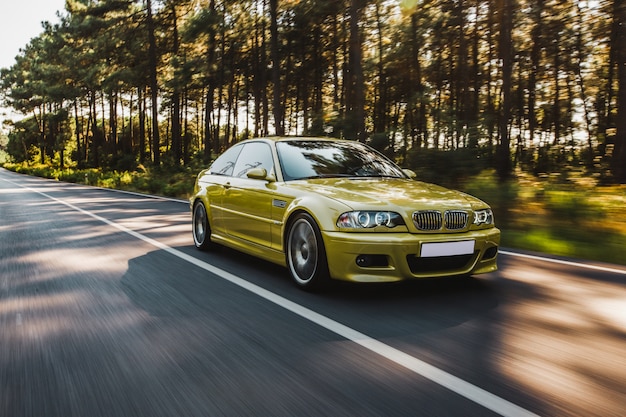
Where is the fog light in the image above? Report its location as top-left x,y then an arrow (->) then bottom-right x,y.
356,255 -> 372,267
483,246 -> 498,260
356,255 -> 388,268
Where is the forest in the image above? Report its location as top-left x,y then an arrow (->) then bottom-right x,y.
1,0 -> 626,184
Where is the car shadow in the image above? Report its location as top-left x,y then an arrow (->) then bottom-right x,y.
120,246 -> 501,340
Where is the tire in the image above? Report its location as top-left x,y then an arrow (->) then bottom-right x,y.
192,201 -> 212,250
286,213 -> 330,290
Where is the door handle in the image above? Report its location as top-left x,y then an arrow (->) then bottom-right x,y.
223,182 -> 232,189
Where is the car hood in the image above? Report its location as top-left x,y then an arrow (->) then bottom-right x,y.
286,178 -> 486,211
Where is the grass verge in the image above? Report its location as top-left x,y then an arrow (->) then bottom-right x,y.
463,170 -> 626,266
3,162 -> 196,200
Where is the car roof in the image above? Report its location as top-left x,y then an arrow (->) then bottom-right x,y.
249,136 -> 351,143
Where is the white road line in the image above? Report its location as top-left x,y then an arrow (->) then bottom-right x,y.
500,250 -> 626,276
5,177 -> 540,417
89,186 -> 189,204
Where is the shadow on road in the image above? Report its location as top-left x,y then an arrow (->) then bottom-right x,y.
120,246 -> 501,340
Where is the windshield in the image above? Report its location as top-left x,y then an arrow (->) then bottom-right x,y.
276,140 -> 406,181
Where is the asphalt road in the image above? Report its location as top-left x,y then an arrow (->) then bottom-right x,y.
1,167 -> 625,417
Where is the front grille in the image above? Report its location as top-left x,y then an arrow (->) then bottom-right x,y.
413,210 -> 469,231
444,210 -> 468,230
413,210 -> 442,231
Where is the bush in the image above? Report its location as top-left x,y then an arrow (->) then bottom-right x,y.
543,190 -> 603,223
406,147 -> 487,188
461,170 -> 519,228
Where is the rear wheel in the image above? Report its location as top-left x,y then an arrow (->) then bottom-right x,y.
192,201 -> 212,250
286,213 -> 330,290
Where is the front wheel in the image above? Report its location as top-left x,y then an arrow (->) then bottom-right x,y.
286,213 -> 330,290
192,201 -> 212,250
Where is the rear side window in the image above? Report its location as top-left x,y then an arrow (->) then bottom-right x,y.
232,142 -> 274,178
209,144 -> 243,176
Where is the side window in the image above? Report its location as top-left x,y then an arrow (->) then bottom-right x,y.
209,144 -> 243,176
232,142 -> 274,178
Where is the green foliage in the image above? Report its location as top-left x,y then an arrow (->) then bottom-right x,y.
543,190 -> 603,222
2,162 -> 197,199
406,147 -> 488,188
460,171 -> 626,265
502,227 -> 625,267
0,133 -> 9,164
2,0 -> 625,183
5,118 -> 41,163
461,170 -> 519,226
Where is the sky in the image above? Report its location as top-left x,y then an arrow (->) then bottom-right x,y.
0,0 -> 66,127
0,0 -> 67,69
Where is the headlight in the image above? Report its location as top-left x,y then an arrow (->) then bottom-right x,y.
473,208 -> 494,225
337,211 -> 405,229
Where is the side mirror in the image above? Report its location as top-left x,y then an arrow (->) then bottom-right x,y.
402,169 -> 417,179
247,167 -> 275,182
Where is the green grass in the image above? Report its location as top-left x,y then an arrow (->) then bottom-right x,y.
501,228 -> 625,264
4,162 -> 626,266
3,162 -> 197,200
462,170 -> 626,266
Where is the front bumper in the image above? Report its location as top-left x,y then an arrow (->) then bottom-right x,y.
322,228 -> 500,282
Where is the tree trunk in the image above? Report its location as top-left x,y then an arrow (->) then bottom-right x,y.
574,2 -> 594,166
373,0 -> 387,137
171,3 -> 182,165
468,0 -> 481,149
612,0 -> 626,182
496,0 -> 514,179
269,0 -> 284,135
74,100 -> 82,165
138,86 -> 147,164
528,0 -> 542,148
347,0 -> 366,142
146,0 -> 160,166
203,0 -> 217,161
552,31 -> 561,145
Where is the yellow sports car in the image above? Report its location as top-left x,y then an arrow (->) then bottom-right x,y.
191,137 -> 500,290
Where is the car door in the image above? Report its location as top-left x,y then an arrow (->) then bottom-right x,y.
221,141 -> 276,248
204,144 -> 243,237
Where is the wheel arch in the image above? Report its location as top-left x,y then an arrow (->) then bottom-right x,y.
192,197 -> 213,250
281,194 -> 349,248
191,193 -> 212,219
283,209 -> 332,290
283,208 -> 314,251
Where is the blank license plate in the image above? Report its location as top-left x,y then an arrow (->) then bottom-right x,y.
420,240 -> 475,257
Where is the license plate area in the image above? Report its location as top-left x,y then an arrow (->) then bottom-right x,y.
420,240 -> 475,258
